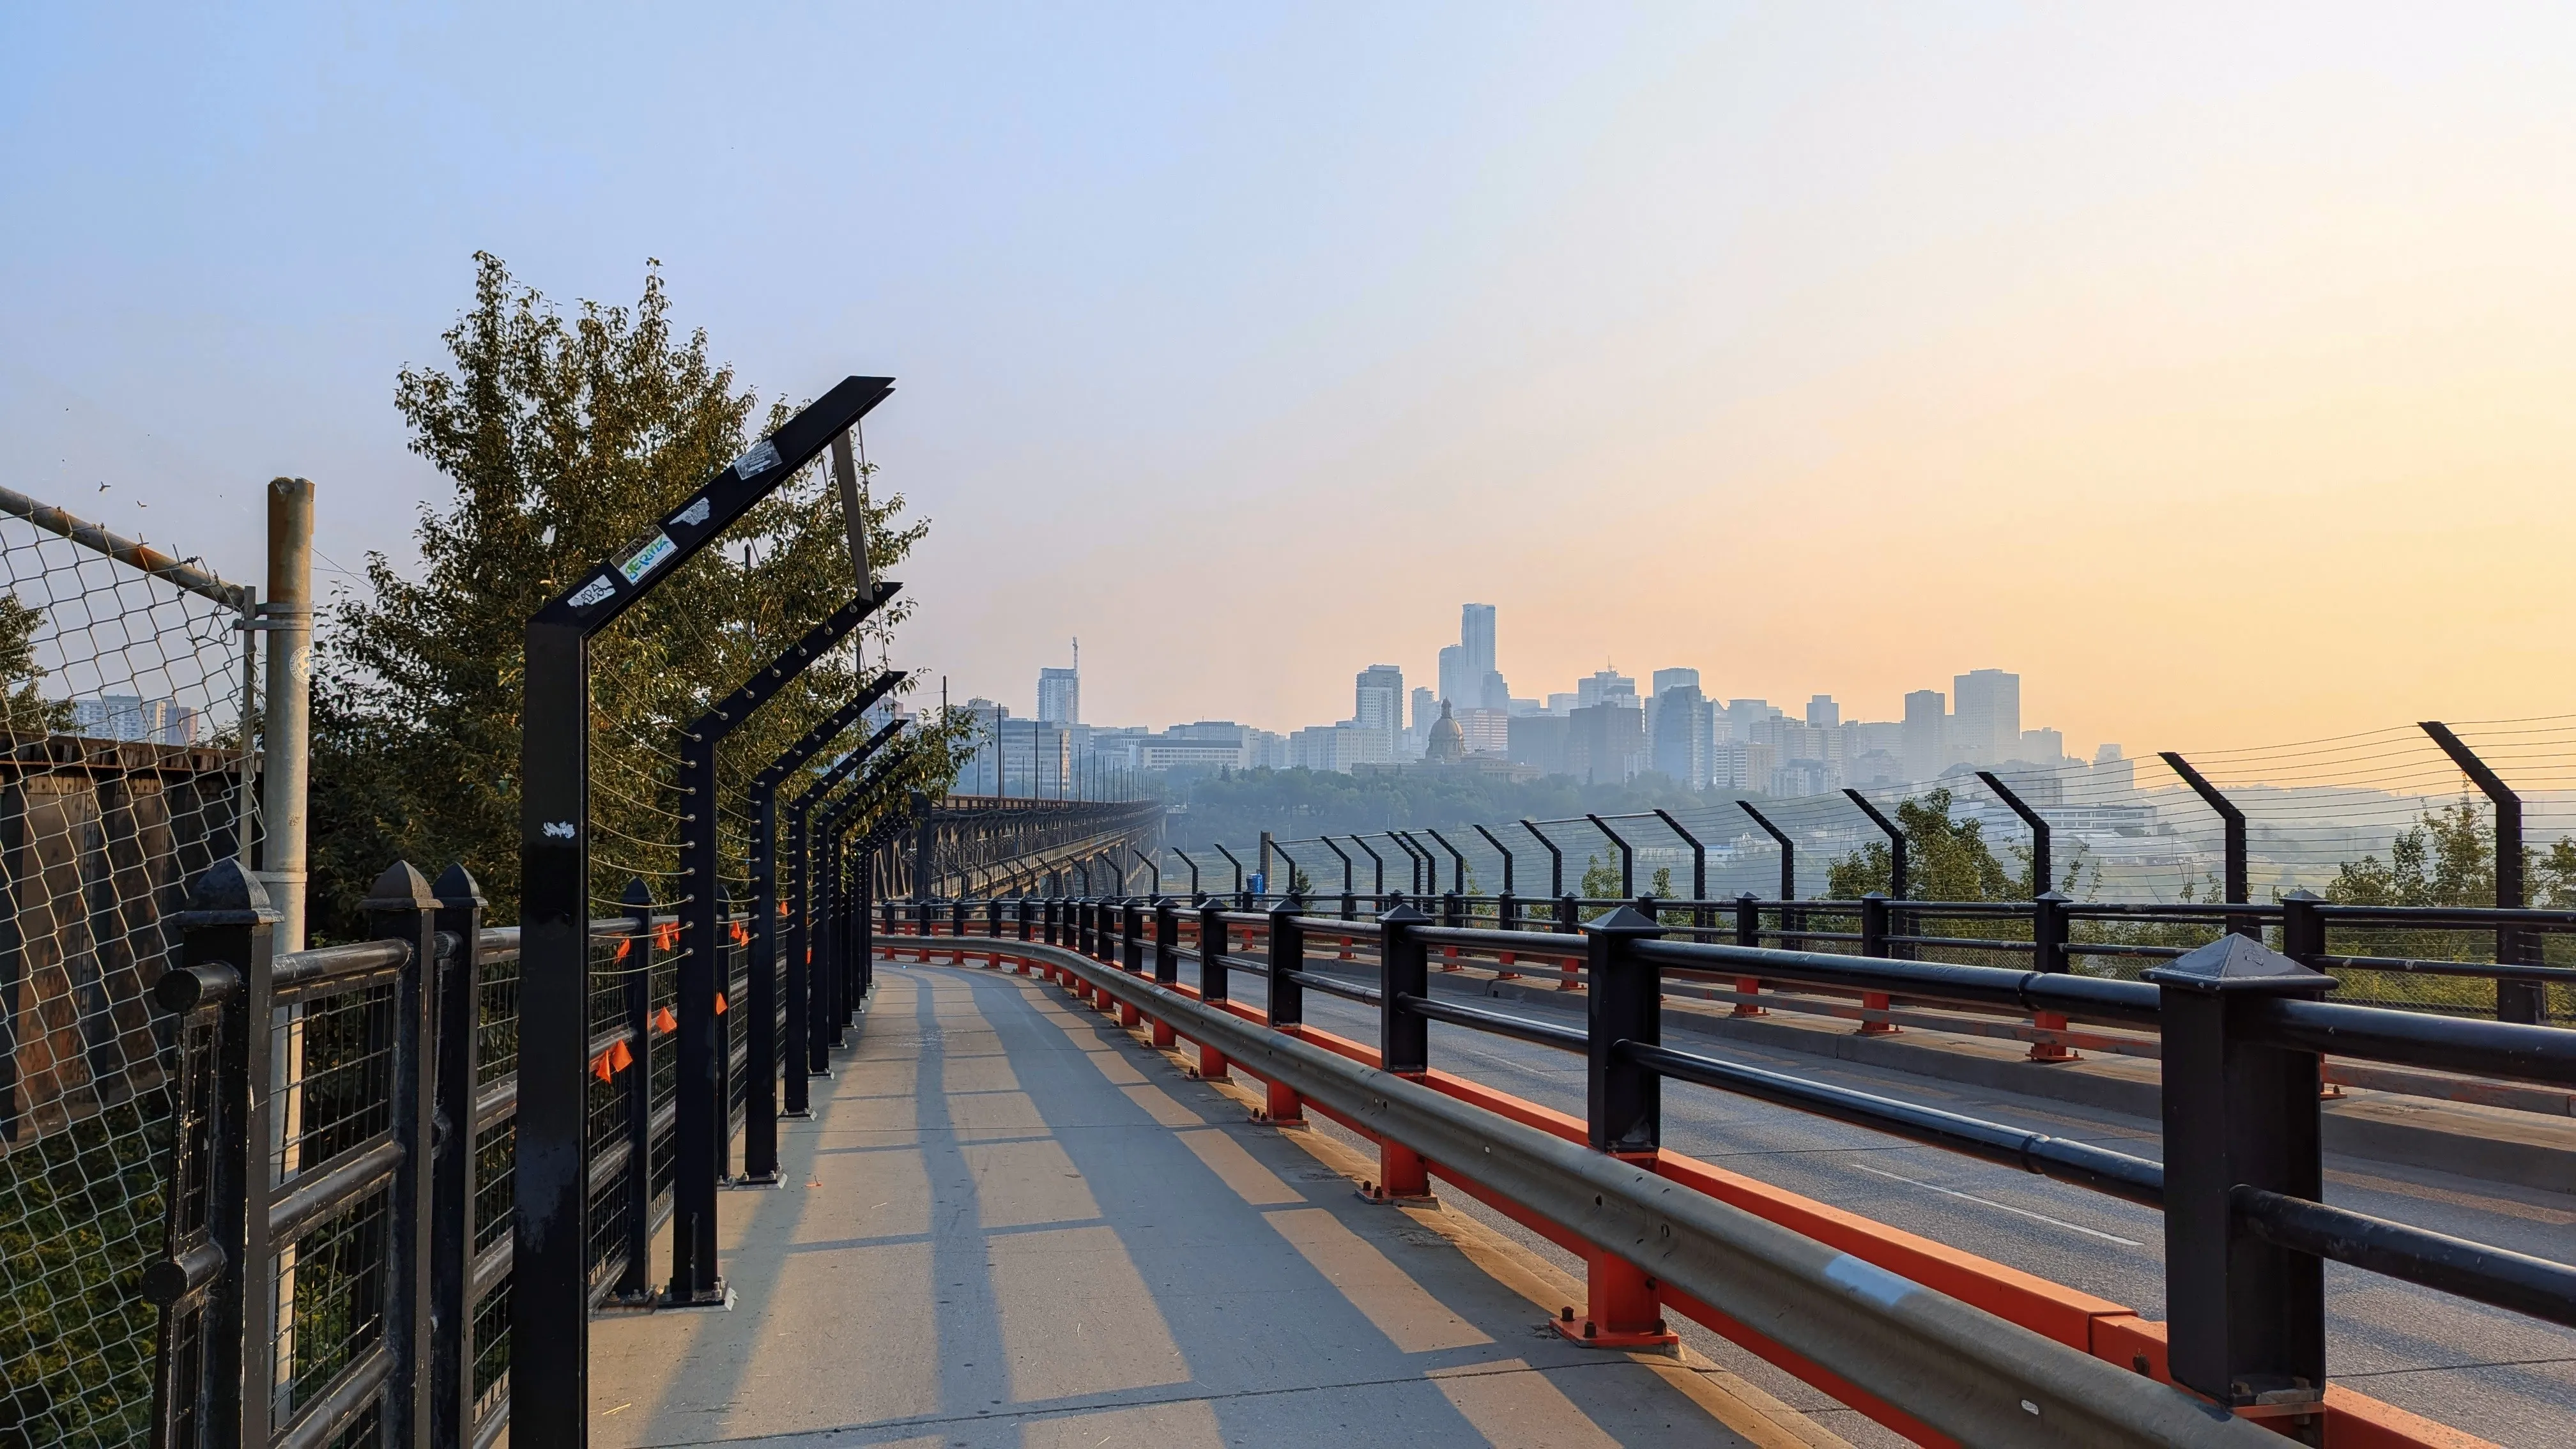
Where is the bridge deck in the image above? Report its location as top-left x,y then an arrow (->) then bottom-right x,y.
589,960 -> 1839,1447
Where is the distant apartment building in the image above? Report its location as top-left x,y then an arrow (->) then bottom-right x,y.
1805,694 -> 1839,728
1649,683 -> 1713,787
1453,707 -> 1510,757
1902,689 -> 1945,782
72,694 -> 198,746
1036,665 -> 1080,725
2018,727 -> 2067,765
1576,668 -> 1637,710
1353,664 -> 1404,751
1564,702 -> 1646,783
1650,667 -> 1699,698
1289,722 -> 1392,772
1507,714 -> 1569,776
1952,669 -> 2019,767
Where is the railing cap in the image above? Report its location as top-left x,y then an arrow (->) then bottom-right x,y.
364,860 -> 438,912
174,857 -> 279,927
2142,933 -> 2337,995
1377,901 -> 1431,926
433,861 -> 486,910
1581,903 -> 1666,938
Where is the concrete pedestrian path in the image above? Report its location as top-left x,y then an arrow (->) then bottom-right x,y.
587,959 -> 1843,1447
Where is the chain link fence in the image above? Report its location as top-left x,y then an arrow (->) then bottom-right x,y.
0,487 -> 254,1446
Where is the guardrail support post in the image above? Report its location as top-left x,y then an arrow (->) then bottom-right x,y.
1374,903 -> 1434,1201
2029,890 -> 2075,1061
1263,903 -> 1305,1123
1572,903 -> 1674,1349
1731,893 -> 1765,1016
1195,902 -> 1230,1080
2144,935 -> 2335,1409
429,864 -> 485,1446
366,862 -> 443,1441
615,880 -> 656,1303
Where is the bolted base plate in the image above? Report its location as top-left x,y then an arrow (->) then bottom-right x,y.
1552,1315 -> 1678,1351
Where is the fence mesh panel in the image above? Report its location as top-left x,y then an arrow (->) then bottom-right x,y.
0,502 -> 250,1446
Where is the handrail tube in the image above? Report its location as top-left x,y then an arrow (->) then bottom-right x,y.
274,1344 -> 395,1449
1284,969 -> 1381,1007
2246,996 -> 2576,1089
1621,1041 -> 2165,1207
1635,937 -> 2165,1026
2232,1186 -> 2576,1331
268,1137 -> 407,1246
1400,995 -> 1590,1052
270,938 -> 411,993
1410,924 -> 1588,960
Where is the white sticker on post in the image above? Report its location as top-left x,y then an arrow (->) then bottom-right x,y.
672,498 -> 711,527
618,531 -> 678,584
730,439 -> 781,479
567,575 -> 618,609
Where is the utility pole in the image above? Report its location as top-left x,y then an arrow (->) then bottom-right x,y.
262,478 -> 314,949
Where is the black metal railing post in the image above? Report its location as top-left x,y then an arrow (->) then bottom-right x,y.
2144,935 -> 2337,1407
1586,905 -> 1666,1155
1199,901 -> 1229,1006
1123,898 -> 1145,973
2034,890 -> 2069,974
429,864 -> 485,1448
151,859 -> 275,1446
1860,892 -> 1889,959
1735,894 -> 1759,948
1018,897 -> 1034,942
367,861 -> 443,1445
1381,903 -> 1430,1075
615,880 -> 656,1303
1154,900 -> 1179,986
1043,897 -> 1059,947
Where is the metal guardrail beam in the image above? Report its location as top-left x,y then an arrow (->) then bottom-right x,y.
1017,938 -> 2276,1449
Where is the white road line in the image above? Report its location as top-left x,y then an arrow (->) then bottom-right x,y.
1848,1162 -> 2143,1246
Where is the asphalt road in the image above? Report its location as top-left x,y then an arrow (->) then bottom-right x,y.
1209,969 -> 2576,1446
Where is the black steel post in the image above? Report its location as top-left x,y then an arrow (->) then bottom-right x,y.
1975,770 -> 2051,896
2034,890 -> 2070,974
2143,935 -> 2338,1407
786,721 -> 907,1105
2421,721 -> 2539,1024
1123,896 -> 1145,973
1843,788 -> 1912,959
1267,898 -> 1305,1029
1380,903 -> 1430,1075
1018,896 -> 1034,942
1199,901 -> 1230,1005
1155,898 -> 1179,985
1860,892 -> 1889,959
1584,814 -> 1633,899
365,862 -> 441,1444
615,880 -> 656,1303
1584,905 -> 1666,1154
1425,829 -> 1468,896
1735,894 -> 1758,947
1521,819 -> 1563,898
1212,842 -> 1247,907
172,861 -> 274,1445
1737,801 -> 1795,902
1351,835 -> 1387,907
2158,752 -> 2249,936
429,864 -> 484,1448
1322,836 -> 1356,920
515,377 -> 893,1446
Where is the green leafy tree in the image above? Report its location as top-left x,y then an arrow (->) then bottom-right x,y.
1825,788 -> 2020,901
312,253 -> 967,936
0,594 -> 69,736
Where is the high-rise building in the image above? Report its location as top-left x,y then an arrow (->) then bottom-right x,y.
1902,689 -> 1946,782
1437,645 -> 1469,708
1650,684 -> 1713,787
72,694 -> 198,746
1354,664 -> 1404,753
1565,703 -> 1646,783
1407,686 -> 1437,756
1651,667 -> 1699,698
2018,727 -> 2066,765
1036,664 -> 1080,725
1462,604 -> 1496,678
1805,694 -> 1840,728
1577,668 -> 1637,710
1953,669 -> 2020,767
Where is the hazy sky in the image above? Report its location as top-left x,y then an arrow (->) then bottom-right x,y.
6,4 -> 2575,754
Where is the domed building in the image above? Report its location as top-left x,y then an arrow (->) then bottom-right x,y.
1425,699 -> 1466,765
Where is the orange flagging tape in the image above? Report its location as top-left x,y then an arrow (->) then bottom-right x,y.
715,992 -> 728,1015
654,922 -> 679,951
653,1006 -> 677,1034
611,1039 -> 632,1071
615,939 -> 631,962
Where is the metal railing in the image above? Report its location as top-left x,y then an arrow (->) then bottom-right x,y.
896,889 -> 2576,1441
142,857 -> 762,1449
